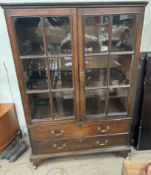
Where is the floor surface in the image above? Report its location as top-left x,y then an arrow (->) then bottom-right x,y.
0,144 -> 151,175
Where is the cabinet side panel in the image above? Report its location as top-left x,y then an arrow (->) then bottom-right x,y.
128,7 -> 145,117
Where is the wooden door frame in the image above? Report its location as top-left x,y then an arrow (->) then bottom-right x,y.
4,7 -> 80,126
77,7 -> 145,121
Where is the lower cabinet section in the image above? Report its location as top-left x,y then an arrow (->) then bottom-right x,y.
32,134 -> 129,154
30,119 -> 130,156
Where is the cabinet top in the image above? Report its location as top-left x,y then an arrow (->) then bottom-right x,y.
1,1 -> 148,9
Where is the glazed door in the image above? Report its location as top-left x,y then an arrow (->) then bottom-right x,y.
78,8 -> 139,120
10,8 -> 79,122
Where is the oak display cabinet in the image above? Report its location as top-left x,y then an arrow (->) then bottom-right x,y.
1,1 -> 147,166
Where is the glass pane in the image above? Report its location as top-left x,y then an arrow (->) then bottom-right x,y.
22,59 -> 48,90
111,14 -> 136,51
84,15 -> 109,53
108,88 -> 128,115
49,57 -> 73,89
52,91 -> 74,118
14,17 -> 44,56
44,17 -> 71,55
110,55 -> 132,86
86,89 -> 107,116
28,93 -> 51,119
85,55 -> 108,87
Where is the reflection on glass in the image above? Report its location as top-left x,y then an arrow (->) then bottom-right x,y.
108,88 -> 128,115
28,93 -> 51,119
84,15 -> 109,53
49,57 -> 73,89
52,91 -> 74,118
44,17 -> 71,55
86,89 -> 107,116
22,59 -> 48,90
85,55 -> 108,87
112,14 -> 136,51
110,55 -> 132,85
14,17 -> 44,56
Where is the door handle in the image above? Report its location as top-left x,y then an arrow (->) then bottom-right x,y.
80,71 -> 85,79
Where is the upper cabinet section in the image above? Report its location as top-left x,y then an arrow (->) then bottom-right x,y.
2,2 -> 147,123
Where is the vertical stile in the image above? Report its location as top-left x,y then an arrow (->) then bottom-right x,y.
78,10 -> 86,120
106,15 -> 113,116
71,8 -> 80,121
41,16 -> 55,119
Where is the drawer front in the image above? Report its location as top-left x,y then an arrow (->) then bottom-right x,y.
32,134 -> 129,154
29,119 -> 130,140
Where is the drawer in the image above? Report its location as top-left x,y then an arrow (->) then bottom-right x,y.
29,119 -> 130,140
32,134 -> 129,154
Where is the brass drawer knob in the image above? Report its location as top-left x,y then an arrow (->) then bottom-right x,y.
49,129 -> 64,136
97,126 -> 110,133
52,143 -> 57,148
52,143 -> 67,150
96,139 -> 108,146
